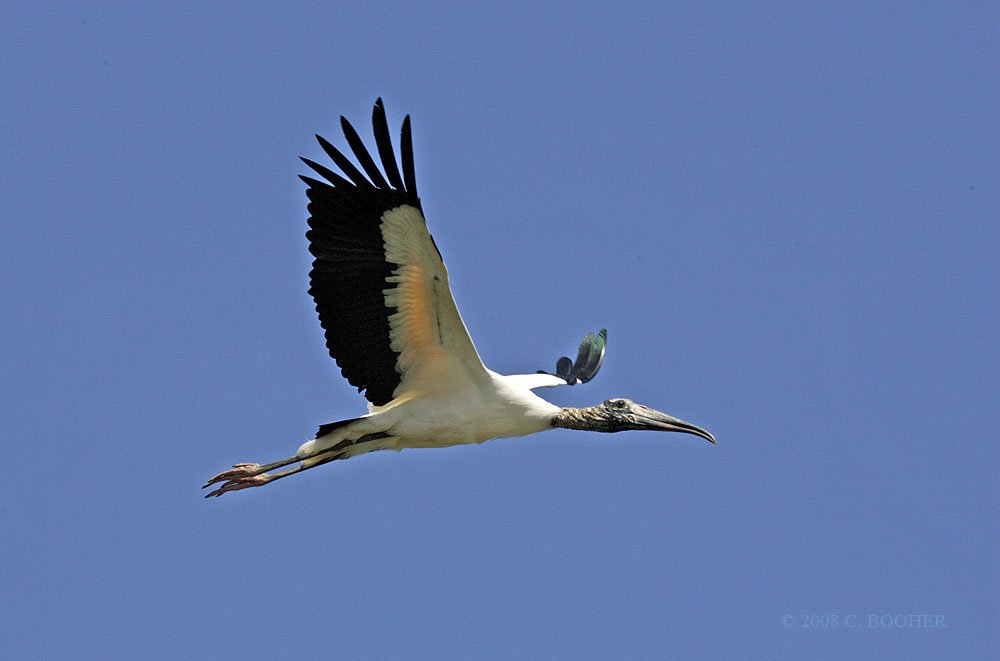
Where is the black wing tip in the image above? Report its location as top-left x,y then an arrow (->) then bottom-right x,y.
371,97 -> 405,192
314,133 -> 334,150
304,99 -> 417,202
539,329 -> 607,385
400,114 -> 417,200
300,156 -> 335,179
575,328 -> 607,384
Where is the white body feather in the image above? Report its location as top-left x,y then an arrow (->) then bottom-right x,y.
297,371 -> 560,464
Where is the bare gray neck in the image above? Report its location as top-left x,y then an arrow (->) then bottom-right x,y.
552,406 -> 616,432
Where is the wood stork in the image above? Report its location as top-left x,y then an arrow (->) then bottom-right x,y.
204,99 -> 715,498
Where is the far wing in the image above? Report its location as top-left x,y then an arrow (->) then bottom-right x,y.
508,329 -> 607,390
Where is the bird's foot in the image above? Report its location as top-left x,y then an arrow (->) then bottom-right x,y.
202,463 -> 271,498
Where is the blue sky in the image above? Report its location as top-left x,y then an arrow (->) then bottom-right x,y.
2,1 -> 997,658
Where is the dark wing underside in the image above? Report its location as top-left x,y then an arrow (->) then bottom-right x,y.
300,99 -> 419,406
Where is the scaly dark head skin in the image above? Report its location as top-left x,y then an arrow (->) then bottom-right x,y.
552,398 -> 716,443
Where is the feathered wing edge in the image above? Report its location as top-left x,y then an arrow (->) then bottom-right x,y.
534,329 -> 607,386
297,99 -> 420,406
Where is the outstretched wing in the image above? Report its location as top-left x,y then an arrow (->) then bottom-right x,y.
505,329 -> 607,390
300,98 -> 488,407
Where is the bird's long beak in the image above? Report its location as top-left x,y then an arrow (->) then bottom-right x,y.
633,406 -> 717,444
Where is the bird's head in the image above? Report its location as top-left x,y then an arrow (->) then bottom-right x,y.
556,398 -> 716,443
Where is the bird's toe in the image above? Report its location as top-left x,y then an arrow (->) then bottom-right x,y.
202,463 -> 263,489
203,473 -> 271,498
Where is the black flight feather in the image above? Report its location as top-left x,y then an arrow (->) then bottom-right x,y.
340,116 -> 390,189
572,328 -> 607,383
372,98 -> 405,190
400,115 -> 418,200
316,134 -> 373,190
301,99 -> 423,407
538,329 -> 607,385
300,158 -> 352,190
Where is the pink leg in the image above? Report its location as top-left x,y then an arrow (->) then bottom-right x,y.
202,446 -> 349,498
202,457 -> 297,498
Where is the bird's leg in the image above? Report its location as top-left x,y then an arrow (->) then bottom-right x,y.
202,448 -> 349,498
202,455 -> 301,498
203,431 -> 392,498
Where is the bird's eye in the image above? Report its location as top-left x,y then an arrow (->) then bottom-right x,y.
614,399 -> 627,409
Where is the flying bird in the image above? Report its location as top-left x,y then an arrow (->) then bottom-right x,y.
204,99 -> 715,497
